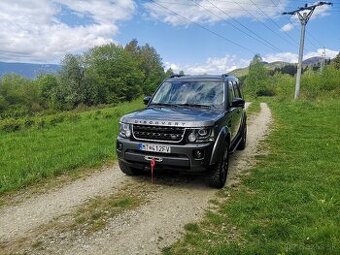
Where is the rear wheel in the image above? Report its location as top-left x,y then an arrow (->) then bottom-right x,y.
206,146 -> 229,189
118,160 -> 141,176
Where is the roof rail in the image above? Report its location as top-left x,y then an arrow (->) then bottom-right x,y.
170,74 -> 185,78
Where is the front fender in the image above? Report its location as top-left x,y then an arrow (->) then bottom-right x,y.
209,127 -> 230,165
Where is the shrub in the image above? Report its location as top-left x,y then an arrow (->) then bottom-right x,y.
49,115 -> 65,126
24,118 -> 35,128
36,119 -> 46,129
0,119 -> 21,132
66,113 -> 81,122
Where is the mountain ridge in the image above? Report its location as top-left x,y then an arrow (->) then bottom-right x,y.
229,56 -> 330,77
0,61 -> 61,79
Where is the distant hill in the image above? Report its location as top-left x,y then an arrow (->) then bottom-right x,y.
0,62 -> 61,79
229,56 -> 329,77
302,56 -> 325,66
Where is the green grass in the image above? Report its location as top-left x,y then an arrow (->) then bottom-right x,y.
0,99 -> 143,193
165,98 -> 340,254
72,182 -> 149,233
246,100 -> 261,116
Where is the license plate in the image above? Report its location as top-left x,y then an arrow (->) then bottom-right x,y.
138,143 -> 171,153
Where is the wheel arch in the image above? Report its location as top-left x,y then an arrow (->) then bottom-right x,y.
209,127 -> 231,165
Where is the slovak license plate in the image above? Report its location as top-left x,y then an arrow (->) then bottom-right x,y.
138,143 -> 171,153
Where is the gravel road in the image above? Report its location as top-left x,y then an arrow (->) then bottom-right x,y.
0,103 -> 272,255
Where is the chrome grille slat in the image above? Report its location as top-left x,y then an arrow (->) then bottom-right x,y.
132,124 -> 185,143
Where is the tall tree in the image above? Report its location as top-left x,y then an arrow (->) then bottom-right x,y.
57,54 -> 85,109
85,43 -> 143,103
165,68 -> 174,78
245,54 -> 273,97
139,43 -> 165,94
331,53 -> 340,70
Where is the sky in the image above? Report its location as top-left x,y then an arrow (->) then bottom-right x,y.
0,0 -> 339,74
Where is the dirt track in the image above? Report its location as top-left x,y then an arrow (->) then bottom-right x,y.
0,103 -> 272,255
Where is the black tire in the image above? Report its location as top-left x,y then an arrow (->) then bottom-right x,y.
237,122 -> 247,150
206,146 -> 229,189
118,160 -> 141,176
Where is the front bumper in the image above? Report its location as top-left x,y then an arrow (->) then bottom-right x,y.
116,137 -> 215,172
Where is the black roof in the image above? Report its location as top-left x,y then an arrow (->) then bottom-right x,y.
167,74 -> 238,82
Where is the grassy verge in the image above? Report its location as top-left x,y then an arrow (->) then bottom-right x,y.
246,100 -> 261,116
164,98 -> 340,254
0,99 -> 144,193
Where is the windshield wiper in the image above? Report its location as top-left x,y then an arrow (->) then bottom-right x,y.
149,103 -> 178,107
177,103 -> 212,109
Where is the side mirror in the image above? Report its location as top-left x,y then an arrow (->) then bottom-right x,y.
231,98 -> 245,108
143,96 -> 151,105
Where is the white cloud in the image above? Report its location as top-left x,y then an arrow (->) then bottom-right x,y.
165,55 -> 250,75
166,48 -> 339,75
281,23 -> 294,32
263,48 -> 339,63
144,0 -> 288,26
263,52 -> 298,63
308,2 -> 332,20
304,48 -> 339,59
0,0 -> 135,63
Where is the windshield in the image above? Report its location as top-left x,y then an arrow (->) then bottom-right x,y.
151,81 -> 224,107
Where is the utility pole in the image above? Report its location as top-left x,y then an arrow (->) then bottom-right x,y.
320,46 -> 326,72
283,2 -> 332,99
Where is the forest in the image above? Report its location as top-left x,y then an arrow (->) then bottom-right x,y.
1,39 -> 339,120
0,39 -> 174,118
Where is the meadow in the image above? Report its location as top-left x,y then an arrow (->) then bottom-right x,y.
164,94 -> 340,253
0,99 -> 143,193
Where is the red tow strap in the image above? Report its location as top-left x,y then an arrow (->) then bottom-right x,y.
150,158 -> 156,184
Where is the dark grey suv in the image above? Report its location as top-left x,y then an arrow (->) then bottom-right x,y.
116,74 -> 247,188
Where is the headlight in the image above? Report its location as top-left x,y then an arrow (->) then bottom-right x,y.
187,127 -> 214,143
119,122 -> 131,138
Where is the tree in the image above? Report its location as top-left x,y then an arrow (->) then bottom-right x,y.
331,53 -> 340,70
244,54 -> 274,97
34,74 -> 59,109
139,43 -> 165,94
125,40 -> 165,95
165,68 -> 174,77
85,43 -> 144,103
57,54 -> 86,109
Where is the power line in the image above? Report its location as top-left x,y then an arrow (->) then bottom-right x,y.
228,0 -> 296,50
148,1 -> 256,54
190,0 -> 283,52
248,0 -> 299,47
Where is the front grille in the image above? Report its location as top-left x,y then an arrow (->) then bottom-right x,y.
132,124 -> 185,143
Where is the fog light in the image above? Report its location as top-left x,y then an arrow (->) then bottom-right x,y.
193,149 -> 204,159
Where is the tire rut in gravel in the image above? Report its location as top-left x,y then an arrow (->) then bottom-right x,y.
0,165 -> 129,243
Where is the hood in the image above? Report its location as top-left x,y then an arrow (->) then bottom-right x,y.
120,106 -> 224,128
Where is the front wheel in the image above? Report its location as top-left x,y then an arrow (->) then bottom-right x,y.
206,146 -> 229,189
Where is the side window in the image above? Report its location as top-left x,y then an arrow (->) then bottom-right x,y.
228,81 -> 235,106
233,81 -> 241,98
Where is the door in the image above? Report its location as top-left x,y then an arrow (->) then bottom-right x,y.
227,81 -> 238,141
232,81 -> 243,135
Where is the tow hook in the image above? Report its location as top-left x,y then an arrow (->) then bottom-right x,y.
144,156 -> 163,162
144,156 -> 163,184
